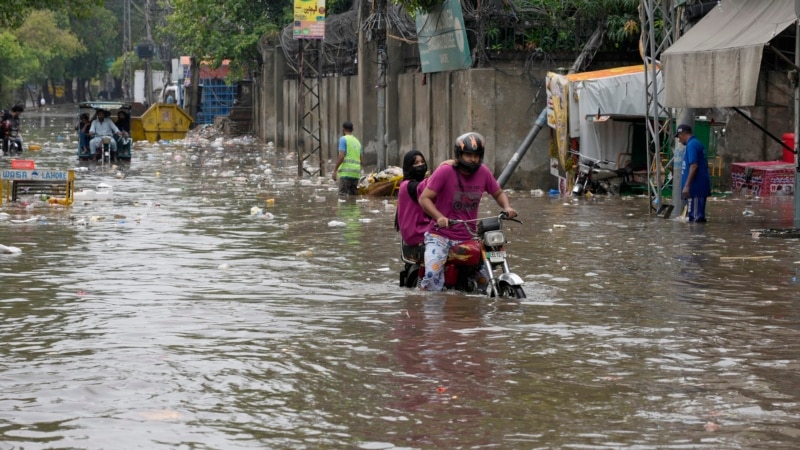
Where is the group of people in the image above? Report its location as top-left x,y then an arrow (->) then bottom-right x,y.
333,119 -> 711,292
398,132 -> 516,291
331,120 -> 517,292
76,108 -> 130,160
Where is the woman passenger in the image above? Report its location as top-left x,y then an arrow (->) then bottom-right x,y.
395,150 -> 430,263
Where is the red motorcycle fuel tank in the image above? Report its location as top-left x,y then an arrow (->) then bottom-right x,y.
447,240 -> 482,266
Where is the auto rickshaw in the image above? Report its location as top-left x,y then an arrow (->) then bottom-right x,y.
77,101 -> 133,162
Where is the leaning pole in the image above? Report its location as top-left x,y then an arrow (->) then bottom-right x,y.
497,108 -> 548,188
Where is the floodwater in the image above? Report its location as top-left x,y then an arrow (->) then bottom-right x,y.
1,110 -> 799,449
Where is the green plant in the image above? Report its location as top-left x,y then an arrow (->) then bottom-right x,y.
392,0 -> 445,15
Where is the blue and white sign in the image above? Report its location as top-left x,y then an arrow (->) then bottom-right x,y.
1,170 -> 70,180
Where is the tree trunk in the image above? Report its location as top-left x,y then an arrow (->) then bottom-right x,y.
49,79 -> 58,104
112,77 -> 123,100
185,56 -> 201,124
76,78 -> 85,102
40,82 -> 51,105
569,25 -> 606,74
63,78 -> 74,104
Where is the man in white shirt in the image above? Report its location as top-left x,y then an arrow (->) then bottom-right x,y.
89,109 -> 121,160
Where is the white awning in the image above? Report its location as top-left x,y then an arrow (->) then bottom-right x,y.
663,0 -> 796,108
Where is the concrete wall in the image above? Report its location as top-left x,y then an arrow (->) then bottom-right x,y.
257,40 -> 794,191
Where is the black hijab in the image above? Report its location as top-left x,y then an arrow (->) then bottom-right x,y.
395,150 -> 428,232
402,150 -> 427,200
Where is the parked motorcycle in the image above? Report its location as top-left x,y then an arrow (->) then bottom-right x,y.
572,154 -> 633,196
399,213 -> 527,298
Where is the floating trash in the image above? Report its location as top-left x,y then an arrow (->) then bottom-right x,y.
0,244 -> 22,254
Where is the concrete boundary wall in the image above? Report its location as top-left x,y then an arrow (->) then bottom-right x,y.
261,54 -> 549,189
259,42 -> 794,190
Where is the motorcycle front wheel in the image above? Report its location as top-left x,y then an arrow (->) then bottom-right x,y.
497,282 -> 526,299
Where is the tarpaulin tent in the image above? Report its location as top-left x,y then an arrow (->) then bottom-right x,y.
547,65 -> 663,169
662,0 -> 796,108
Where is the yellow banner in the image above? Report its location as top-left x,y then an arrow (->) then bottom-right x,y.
293,0 -> 326,40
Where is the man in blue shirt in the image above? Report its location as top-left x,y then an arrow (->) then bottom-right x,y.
677,124 -> 711,222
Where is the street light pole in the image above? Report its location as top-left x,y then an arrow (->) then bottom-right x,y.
794,16 -> 800,227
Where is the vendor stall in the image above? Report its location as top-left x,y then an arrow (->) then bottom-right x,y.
546,65 -> 663,192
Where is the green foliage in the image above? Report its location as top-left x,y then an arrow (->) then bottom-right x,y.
507,0 -> 640,53
0,31 -> 40,103
13,10 -> 85,81
392,0 -> 445,15
65,7 -> 120,81
167,0 -> 288,77
0,0 -> 103,29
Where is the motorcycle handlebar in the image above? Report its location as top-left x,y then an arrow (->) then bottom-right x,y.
440,212 -> 523,228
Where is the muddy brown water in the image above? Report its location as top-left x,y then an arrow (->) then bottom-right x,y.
1,111 -> 799,449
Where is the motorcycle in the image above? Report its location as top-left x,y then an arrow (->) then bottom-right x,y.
571,154 -> 633,196
95,135 -> 115,165
77,101 -> 133,163
399,213 -> 527,298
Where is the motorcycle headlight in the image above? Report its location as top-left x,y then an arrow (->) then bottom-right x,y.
102,136 -> 111,144
484,230 -> 505,246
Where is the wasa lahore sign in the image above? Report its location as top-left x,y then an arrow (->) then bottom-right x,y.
294,0 -> 326,40
415,0 -> 472,73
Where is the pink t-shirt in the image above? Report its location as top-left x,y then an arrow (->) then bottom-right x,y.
397,178 -> 430,246
424,164 -> 500,241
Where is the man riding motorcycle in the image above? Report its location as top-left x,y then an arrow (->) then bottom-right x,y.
88,108 -> 122,161
417,131 -> 517,291
2,104 -> 24,156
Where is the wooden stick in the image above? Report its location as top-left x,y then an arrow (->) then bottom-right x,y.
719,256 -> 774,261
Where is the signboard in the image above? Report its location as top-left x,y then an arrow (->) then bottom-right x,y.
415,0 -> 472,73
1,170 -> 70,181
293,0 -> 326,40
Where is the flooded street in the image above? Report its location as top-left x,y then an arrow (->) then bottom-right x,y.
1,110 -> 799,449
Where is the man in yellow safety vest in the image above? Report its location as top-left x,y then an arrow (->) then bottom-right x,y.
332,120 -> 363,196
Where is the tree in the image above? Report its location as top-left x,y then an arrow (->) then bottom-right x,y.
165,0 -> 352,77
0,0 -> 103,29
392,0 -> 444,14
13,10 -> 84,103
390,0 -> 639,62
167,0 -> 283,78
65,7 -> 120,102
0,31 -> 40,104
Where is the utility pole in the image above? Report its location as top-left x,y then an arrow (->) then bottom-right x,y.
294,1 -> 325,177
794,11 -> 800,227
376,14 -> 387,170
640,0 -> 676,214
144,0 -> 154,106
122,0 -> 132,101
365,0 -> 388,170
